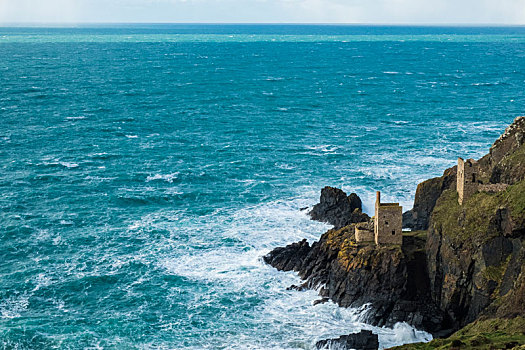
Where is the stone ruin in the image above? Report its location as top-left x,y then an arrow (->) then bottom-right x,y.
355,191 -> 403,246
457,157 -> 509,205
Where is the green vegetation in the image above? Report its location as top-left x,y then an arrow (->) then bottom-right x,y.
431,189 -> 500,244
503,178 -> 525,223
390,317 -> 525,349
324,225 -> 356,251
481,255 -> 511,298
402,230 -> 428,239
321,224 -> 404,270
431,178 -> 525,244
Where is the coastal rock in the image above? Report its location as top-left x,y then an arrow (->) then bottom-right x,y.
404,117 -> 525,231
315,330 -> 379,350
264,225 -> 446,332
403,166 -> 456,230
262,239 -> 310,272
309,187 -> 369,229
426,188 -> 525,329
266,117 -> 525,346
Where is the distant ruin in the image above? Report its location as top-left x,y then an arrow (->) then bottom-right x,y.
457,157 -> 479,205
457,157 -> 508,205
354,191 -> 403,246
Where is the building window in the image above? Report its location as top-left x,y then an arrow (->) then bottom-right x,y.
472,174 -> 476,183
385,221 -> 388,225
392,230 -> 396,235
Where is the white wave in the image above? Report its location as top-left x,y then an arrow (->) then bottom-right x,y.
305,145 -> 341,153
275,163 -> 296,170
146,173 -> 179,183
59,162 -> 79,168
65,116 -> 87,120
379,322 -> 433,349
0,294 -> 29,319
126,192 -> 431,349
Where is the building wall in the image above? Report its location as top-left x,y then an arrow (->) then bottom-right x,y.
457,157 -> 478,205
374,205 -> 403,245
355,227 -> 374,242
479,183 -> 509,193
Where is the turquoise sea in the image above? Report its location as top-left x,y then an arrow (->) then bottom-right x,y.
1,25 -> 524,349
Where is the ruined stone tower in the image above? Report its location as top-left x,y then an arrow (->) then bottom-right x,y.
374,191 -> 403,245
457,157 -> 479,205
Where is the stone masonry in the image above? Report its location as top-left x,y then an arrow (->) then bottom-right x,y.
457,157 -> 479,205
355,221 -> 375,243
374,191 -> 403,245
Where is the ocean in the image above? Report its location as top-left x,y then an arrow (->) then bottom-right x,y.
1,24 -> 524,349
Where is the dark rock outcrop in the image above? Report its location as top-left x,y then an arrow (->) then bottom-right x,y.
309,187 -> 369,229
262,239 -> 310,272
265,117 -> 525,347
263,224 -> 446,332
316,330 -> 379,350
426,187 -> 525,330
402,166 -> 457,230
424,117 -> 525,331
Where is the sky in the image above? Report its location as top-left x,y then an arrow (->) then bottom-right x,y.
0,0 -> 524,24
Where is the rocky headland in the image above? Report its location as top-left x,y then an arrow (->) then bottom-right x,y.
264,117 -> 525,349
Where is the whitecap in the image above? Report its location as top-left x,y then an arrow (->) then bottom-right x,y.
146,173 -> 179,183
65,116 -> 86,120
59,162 -> 79,168
0,294 -> 29,319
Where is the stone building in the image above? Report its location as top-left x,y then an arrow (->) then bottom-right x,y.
374,191 -> 403,245
355,221 -> 374,243
457,157 -> 479,205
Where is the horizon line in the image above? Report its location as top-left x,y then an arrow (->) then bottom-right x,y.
1,22 -> 525,27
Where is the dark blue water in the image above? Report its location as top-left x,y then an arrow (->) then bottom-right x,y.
1,25 -> 524,349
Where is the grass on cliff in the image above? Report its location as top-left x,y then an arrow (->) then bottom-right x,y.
495,140 -> 525,185
389,317 -> 525,349
431,178 -> 525,244
322,225 -> 403,270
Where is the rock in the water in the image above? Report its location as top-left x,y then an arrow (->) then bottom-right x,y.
265,117 -> 525,343
264,224 -> 446,332
262,239 -> 310,272
316,330 -> 379,350
309,186 -> 369,229
313,297 -> 329,306
287,283 -> 307,291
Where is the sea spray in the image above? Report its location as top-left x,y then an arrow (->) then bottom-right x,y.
1,25 -> 523,348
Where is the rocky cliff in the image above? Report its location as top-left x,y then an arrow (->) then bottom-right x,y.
308,186 -> 369,229
264,117 -> 525,348
418,116 -> 525,347
265,199 -> 447,333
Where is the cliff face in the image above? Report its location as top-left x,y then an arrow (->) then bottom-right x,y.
402,166 -> 456,231
425,117 -> 525,330
264,117 -> 525,344
264,223 -> 446,332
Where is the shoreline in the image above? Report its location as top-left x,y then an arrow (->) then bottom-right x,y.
264,117 -> 525,349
